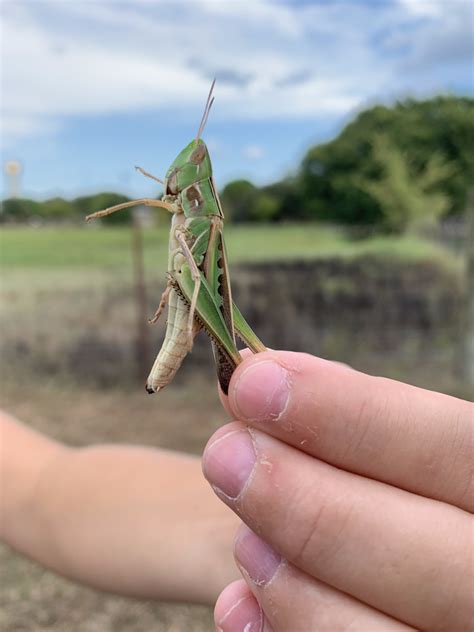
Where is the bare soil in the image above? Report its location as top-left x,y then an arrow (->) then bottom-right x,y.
1,377 -> 223,632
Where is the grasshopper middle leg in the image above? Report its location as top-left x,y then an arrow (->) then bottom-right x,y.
149,281 -> 173,324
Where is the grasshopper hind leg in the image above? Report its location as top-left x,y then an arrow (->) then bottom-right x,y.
175,230 -> 202,351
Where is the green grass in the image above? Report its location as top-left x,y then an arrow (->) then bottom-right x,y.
0,223 -> 458,273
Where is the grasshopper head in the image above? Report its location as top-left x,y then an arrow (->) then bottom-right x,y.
165,80 -> 216,197
164,138 -> 213,196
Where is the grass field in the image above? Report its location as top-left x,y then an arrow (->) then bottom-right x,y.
1,223 -> 459,273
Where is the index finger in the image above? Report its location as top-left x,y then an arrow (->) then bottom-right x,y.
224,351 -> 473,513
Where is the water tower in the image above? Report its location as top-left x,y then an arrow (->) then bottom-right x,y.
4,160 -> 22,198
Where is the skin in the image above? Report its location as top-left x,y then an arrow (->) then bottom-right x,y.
203,351 -> 473,632
0,412 -> 240,604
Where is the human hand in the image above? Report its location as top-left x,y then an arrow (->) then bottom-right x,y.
202,351 -> 473,631
0,413 -> 239,605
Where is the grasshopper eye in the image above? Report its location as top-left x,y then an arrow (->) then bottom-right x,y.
167,169 -> 179,195
190,144 -> 206,165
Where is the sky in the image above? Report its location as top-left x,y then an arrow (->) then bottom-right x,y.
1,0 -> 473,200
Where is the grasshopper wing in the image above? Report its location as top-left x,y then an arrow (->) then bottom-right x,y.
171,265 -> 241,393
202,225 -> 241,393
232,303 -> 266,353
203,221 -> 266,356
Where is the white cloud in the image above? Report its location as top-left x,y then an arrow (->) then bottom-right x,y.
384,0 -> 474,98
397,0 -> 444,17
1,113 -> 58,140
243,144 -> 265,161
1,0 -> 472,145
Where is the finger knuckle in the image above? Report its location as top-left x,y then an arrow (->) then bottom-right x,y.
291,486 -> 355,570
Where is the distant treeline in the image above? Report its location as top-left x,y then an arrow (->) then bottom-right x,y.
2,96 -> 473,234
1,193 -> 133,225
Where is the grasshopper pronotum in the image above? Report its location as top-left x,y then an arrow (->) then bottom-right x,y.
86,81 -> 265,393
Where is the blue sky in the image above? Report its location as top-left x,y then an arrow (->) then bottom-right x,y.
1,0 -> 473,200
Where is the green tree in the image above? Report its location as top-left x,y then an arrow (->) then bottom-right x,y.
221,180 -> 258,223
41,197 -> 75,220
261,179 -> 303,221
355,134 -> 454,233
73,192 -> 131,224
1,198 -> 43,223
221,178 -> 302,223
299,96 -> 474,227
252,192 -> 280,222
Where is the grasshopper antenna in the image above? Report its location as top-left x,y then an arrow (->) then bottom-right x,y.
135,165 -> 164,185
196,79 -> 216,141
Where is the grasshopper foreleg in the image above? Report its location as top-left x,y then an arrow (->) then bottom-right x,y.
175,230 -> 201,351
148,281 -> 172,324
85,198 -> 174,222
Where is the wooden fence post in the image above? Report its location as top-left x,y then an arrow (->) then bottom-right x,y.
131,208 -> 151,382
461,191 -> 474,391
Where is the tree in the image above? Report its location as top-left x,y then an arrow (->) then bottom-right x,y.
261,179 -> 303,221
221,180 -> 258,223
355,134 -> 454,233
42,197 -> 75,220
252,192 -> 280,222
1,198 -> 42,223
298,96 -> 474,227
73,193 -> 131,224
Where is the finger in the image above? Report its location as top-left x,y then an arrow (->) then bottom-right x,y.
232,525 -> 414,632
203,423 -> 473,631
219,354 -> 352,418
226,351 -> 473,512
214,579 -> 270,632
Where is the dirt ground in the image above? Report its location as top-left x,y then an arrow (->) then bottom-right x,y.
0,546 -> 214,632
1,377 -> 224,632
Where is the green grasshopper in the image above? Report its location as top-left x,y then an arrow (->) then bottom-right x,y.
86,81 -> 266,394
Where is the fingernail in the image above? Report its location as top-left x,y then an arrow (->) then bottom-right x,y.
232,360 -> 289,422
203,429 -> 256,499
235,527 -> 281,586
216,594 -> 262,632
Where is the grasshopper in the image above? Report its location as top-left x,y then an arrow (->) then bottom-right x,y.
86,81 -> 266,394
